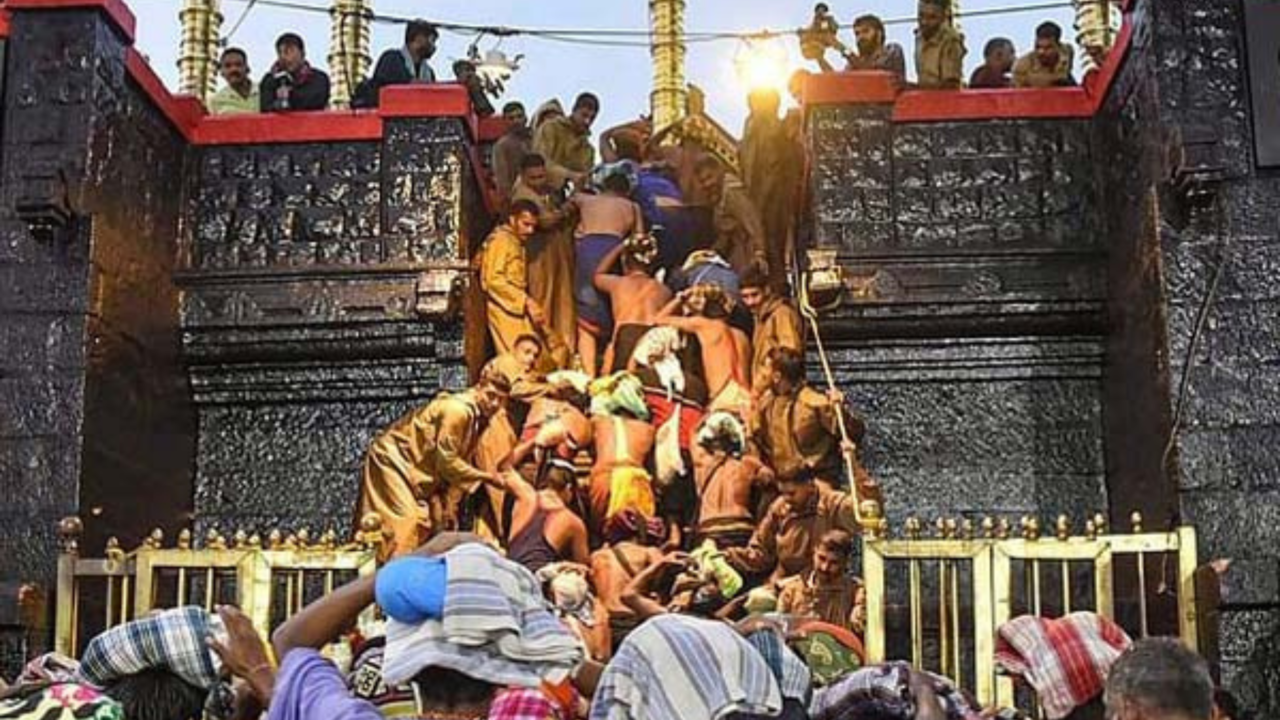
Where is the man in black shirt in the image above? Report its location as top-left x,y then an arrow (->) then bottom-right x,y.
259,33 -> 331,112
355,20 -> 438,108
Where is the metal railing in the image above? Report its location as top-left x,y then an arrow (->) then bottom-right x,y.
53,514 -> 386,658
863,512 -> 1200,709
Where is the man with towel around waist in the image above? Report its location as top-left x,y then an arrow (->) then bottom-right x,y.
570,165 -> 644,377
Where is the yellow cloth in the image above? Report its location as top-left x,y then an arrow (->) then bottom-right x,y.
914,25 -> 967,89
1012,44 -> 1075,88
750,298 -> 804,388
605,466 -> 656,520
533,116 -> 594,186
513,179 -> 577,354
208,83 -> 259,114
356,391 -> 488,561
480,224 -> 537,356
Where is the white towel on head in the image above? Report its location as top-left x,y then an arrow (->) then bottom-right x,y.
633,326 -> 685,397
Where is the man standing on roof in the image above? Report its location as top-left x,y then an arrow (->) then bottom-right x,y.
355,20 -> 438,107
260,33 -> 331,112
914,0 -> 966,90
209,48 -> 258,115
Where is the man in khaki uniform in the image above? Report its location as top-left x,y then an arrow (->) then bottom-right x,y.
1013,22 -> 1077,88
776,529 -> 867,634
480,200 -> 545,356
914,0 -> 966,89
356,372 -> 510,561
533,92 -> 598,186
739,262 -> 803,389
693,155 -> 767,276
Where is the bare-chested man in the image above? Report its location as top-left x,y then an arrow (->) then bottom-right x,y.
692,412 -> 772,550
585,373 -> 658,540
593,233 -> 672,374
572,170 -> 644,376
654,284 -> 752,416
590,509 -> 664,651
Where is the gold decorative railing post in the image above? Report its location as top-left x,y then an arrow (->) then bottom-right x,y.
865,512 -> 1201,712
328,0 -> 374,109
1073,0 -> 1121,72
649,0 -> 688,138
177,0 -> 223,101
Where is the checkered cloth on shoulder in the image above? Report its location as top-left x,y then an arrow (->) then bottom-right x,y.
994,612 -> 1132,720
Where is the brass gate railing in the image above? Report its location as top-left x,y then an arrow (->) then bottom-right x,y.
863,513 -> 1201,709
53,514 -> 385,658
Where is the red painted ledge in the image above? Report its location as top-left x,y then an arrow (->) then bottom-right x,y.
6,0 -> 135,41
0,9 -> 11,38
803,71 -> 900,105
192,110 -> 384,145
478,115 -> 511,143
894,87 -> 1093,121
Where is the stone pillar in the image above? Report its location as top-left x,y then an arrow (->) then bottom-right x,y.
327,0 -> 373,109
0,2 -> 193,673
649,0 -> 687,136
177,0 -> 222,101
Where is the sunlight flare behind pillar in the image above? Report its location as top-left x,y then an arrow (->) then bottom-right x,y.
177,0 -> 222,101
328,0 -> 373,109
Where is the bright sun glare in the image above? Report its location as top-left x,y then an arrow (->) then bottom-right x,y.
734,36 -> 790,95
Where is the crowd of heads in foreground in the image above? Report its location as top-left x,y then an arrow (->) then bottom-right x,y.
0,544 -> 1242,720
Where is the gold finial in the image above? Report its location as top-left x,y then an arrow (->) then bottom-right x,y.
267,529 -> 284,550
1021,516 -> 1041,541
960,518 -> 974,540
904,516 -> 922,540
177,528 -> 193,550
1093,513 -> 1108,535
358,512 -> 385,550
319,529 -> 337,550
1130,511 -> 1143,534
296,528 -> 312,549
105,537 -> 124,563
282,532 -> 299,551
144,528 -> 164,550
1085,518 -> 1098,539
207,529 -> 228,551
58,516 -> 84,556
233,530 -> 249,549
995,517 -> 1012,540
980,516 -> 995,539
1056,515 -> 1070,541
858,500 -> 884,540
944,517 -> 958,539
247,533 -> 263,549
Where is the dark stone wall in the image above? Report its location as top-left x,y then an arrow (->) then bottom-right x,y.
807,104 -> 1108,525
179,117 -> 481,536
1097,0 -> 1280,714
0,9 -> 191,589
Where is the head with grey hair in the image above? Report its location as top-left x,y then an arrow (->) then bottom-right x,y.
1103,638 -> 1213,720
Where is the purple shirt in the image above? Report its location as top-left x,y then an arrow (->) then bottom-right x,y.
269,649 -> 384,720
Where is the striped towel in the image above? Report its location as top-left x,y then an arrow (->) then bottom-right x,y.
382,543 -> 584,688
744,627 -> 812,704
590,615 -> 782,720
994,612 -> 1132,720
